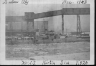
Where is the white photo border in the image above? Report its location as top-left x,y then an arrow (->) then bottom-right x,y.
0,0 -> 95,65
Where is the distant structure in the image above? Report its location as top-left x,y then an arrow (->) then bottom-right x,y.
6,8 -> 90,36
77,15 -> 82,35
25,8 -> 90,35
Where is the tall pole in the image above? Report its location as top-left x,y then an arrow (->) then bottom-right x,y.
27,21 -> 29,32
62,13 -> 64,34
77,15 -> 82,35
32,20 -> 34,31
61,2 -> 64,35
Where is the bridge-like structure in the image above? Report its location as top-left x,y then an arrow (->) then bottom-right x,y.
25,8 -> 90,35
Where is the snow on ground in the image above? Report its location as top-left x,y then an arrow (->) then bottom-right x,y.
6,42 -> 90,60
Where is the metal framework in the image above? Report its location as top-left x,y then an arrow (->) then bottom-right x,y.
25,8 -> 90,19
6,8 -> 90,35
77,15 -> 82,35
25,8 -> 90,35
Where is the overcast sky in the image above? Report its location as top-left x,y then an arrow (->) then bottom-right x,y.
6,0 -> 90,33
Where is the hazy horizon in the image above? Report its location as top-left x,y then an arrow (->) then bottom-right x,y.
6,3 -> 90,33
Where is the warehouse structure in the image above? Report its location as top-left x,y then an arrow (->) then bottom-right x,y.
6,8 -> 90,44
25,8 -> 90,35
6,16 -> 48,33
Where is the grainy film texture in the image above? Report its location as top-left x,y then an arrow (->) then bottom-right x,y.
5,0 -> 90,60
